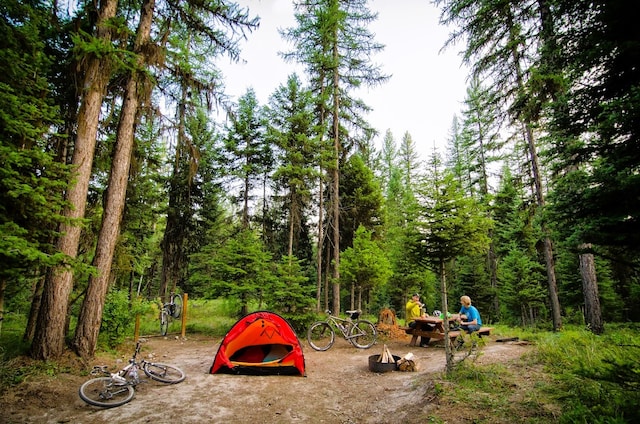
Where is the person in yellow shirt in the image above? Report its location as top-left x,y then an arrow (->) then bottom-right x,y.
406,293 -> 431,347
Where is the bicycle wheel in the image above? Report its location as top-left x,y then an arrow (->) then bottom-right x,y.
350,320 -> 377,349
160,310 -> 169,336
171,294 -> 182,319
307,322 -> 335,351
143,362 -> 186,384
79,377 -> 134,408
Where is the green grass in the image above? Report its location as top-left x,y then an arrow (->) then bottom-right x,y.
530,325 -> 640,423
428,324 -> 640,423
136,297 -> 245,338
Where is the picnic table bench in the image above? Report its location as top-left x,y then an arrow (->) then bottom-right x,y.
401,316 -> 492,347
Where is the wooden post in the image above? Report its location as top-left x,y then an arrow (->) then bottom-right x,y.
181,293 -> 188,338
134,314 -> 140,342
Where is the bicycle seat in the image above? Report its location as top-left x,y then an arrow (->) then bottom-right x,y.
346,310 -> 360,319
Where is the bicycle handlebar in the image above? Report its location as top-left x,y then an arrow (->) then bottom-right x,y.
91,365 -> 110,376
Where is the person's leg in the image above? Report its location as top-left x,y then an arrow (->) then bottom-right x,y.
420,324 -> 432,347
465,324 -> 480,334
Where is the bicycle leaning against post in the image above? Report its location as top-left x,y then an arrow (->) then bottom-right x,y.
160,292 -> 183,336
307,309 -> 377,351
79,339 -> 185,408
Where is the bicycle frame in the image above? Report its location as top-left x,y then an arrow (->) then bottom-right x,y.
307,309 -> 377,351
93,342 -> 143,385
324,311 -> 368,340
326,311 -> 360,340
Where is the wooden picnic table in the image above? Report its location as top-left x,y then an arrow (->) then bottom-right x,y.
404,316 -> 492,347
405,316 -> 459,346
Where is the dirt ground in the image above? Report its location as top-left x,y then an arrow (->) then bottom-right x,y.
0,332 -> 531,424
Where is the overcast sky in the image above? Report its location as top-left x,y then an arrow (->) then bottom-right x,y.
216,0 -> 470,160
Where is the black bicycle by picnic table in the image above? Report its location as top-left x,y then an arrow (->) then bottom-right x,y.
79,339 -> 185,408
307,309 -> 377,351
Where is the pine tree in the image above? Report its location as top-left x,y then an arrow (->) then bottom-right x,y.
436,0 -> 563,331
450,78 -> 504,318
201,228 -> 274,317
282,0 -> 388,315
417,150 -> 492,371
376,129 -> 397,194
266,74 -> 318,260
157,1 -> 258,300
341,225 -> 391,311
0,0 -> 69,334
224,88 -> 271,228
340,154 -> 384,251
398,131 -> 422,187
493,166 -> 547,325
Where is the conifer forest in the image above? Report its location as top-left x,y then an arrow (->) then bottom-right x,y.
1,0 -> 639,361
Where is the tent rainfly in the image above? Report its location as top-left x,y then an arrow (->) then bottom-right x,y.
210,311 -> 306,376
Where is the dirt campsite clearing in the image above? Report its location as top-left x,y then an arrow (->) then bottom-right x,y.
0,333 -> 532,424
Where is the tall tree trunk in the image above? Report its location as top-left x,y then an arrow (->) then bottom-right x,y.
243,157 -> 250,228
73,0 -> 155,358
578,243 -> 603,334
316,175 -> 324,312
350,282 -> 355,310
288,196 -> 295,258
520,122 -> 562,330
31,0 -> 118,360
315,75 -> 327,313
507,4 -> 562,330
23,274 -> 44,342
0,278 -> 6,334
330,41 -> 341,316
324,242 -> 331,311
524,124 -> 562,331
160,84 -> 189,299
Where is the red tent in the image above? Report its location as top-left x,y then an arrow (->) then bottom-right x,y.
210,311 -> 306,376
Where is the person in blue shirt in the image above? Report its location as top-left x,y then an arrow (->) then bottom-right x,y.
457,295 -> 482,333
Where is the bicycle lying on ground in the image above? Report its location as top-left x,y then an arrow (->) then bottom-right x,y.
160,292 -> 182,336
79,339 -> 185,408
307,310 -> 377,351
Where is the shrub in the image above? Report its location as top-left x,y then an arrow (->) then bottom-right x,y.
99,289 -> 151,348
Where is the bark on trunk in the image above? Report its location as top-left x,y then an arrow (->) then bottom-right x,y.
315,71 -> 327,313
331,41 -> 341,316
316,174 -> 324,312
31,0 -> 118,360
578,243 -> 603,334
0,278 -> 6,334
350,282 -> 355,310
23,275 -> 44,342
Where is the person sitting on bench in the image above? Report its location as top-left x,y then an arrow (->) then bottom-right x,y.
406,293 -> 432,347
456,295 -> 482,334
